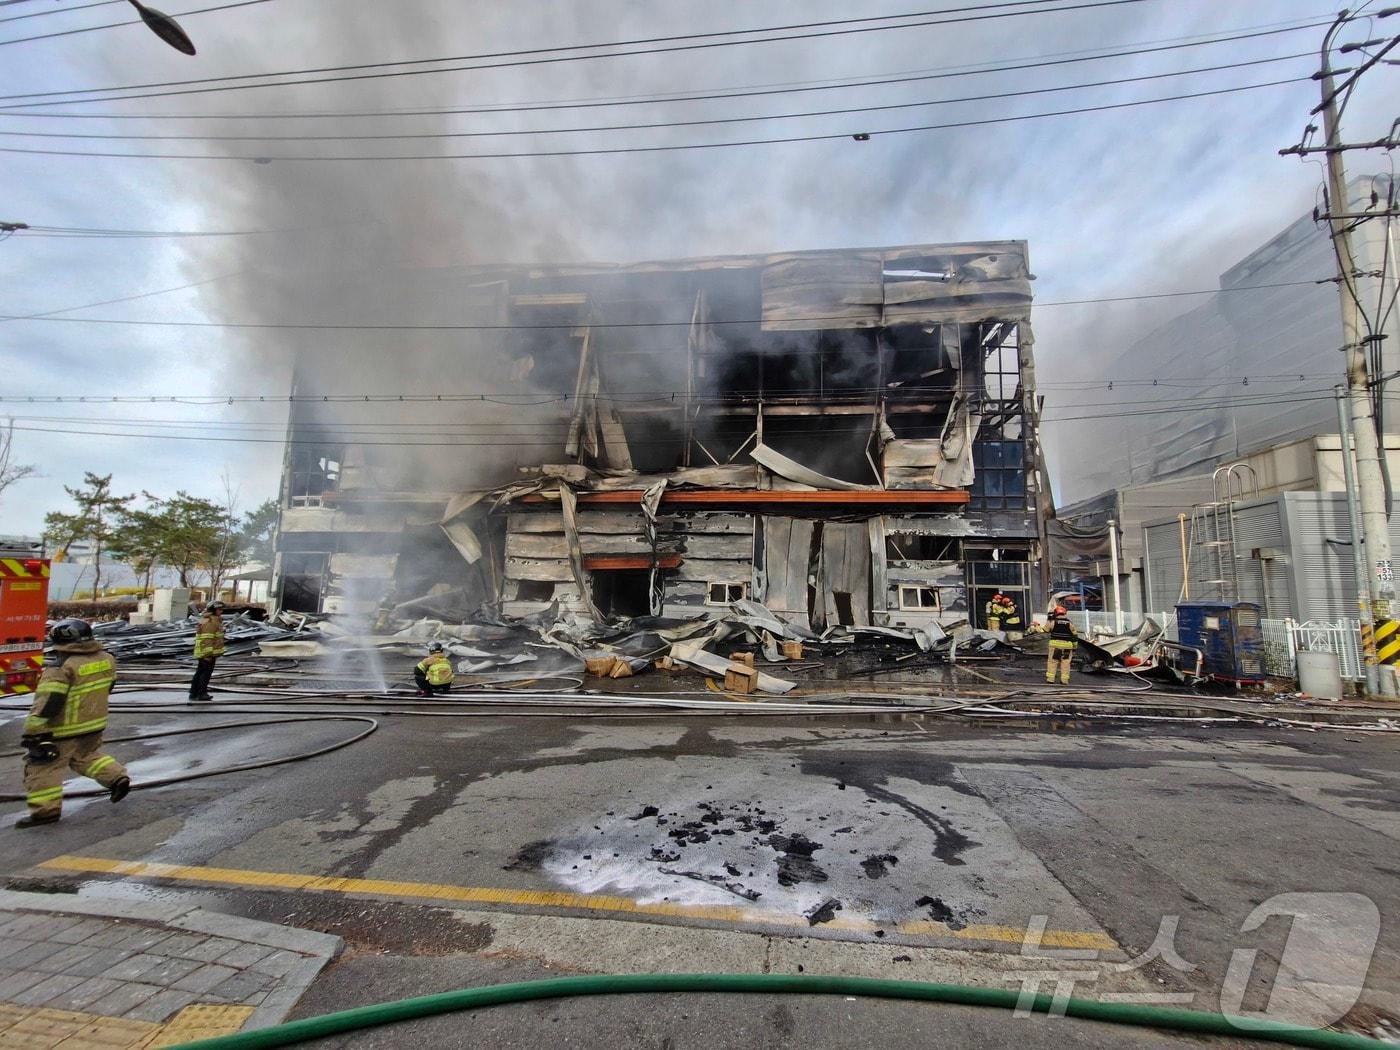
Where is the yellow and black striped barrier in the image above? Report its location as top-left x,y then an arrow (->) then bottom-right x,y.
1374,618 -> 1400,665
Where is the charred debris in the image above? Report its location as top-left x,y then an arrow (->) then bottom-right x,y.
270,241 -> 1046,683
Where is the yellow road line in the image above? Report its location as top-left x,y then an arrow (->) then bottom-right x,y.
39,854 -> 1116,951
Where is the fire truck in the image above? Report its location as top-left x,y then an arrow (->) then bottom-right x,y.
0,548 -> 50,698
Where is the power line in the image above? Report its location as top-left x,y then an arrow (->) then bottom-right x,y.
0,76 -> 1314,161
15,223 -> 278,237
0,270 -> 239,321
0,374 -> 1346,408
0,16 -> 1330,121
0,382 -> 1344,423
0,0 -> 1152,103
9,390 -> 1390,445
0,277 -> 1334,330
0,54 -> 1314,143
0,0 -> 275,47
0,0 -> 123,25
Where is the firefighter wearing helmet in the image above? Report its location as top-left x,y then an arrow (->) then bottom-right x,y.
189,600 -> 226,702
415,642 -> 454,696
1046,604 -> 1079,685
16,618 -> 130,828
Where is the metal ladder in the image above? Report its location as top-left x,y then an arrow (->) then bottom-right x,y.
1187,464 -> 1258,601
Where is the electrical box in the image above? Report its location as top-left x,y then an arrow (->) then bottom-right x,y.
1175,600 -> 1265,684
0,553 -> 50,698
152,587 -> 192,622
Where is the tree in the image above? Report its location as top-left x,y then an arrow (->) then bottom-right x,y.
42,473 -> 133,598
144,491 -> 227,588
205,472 -> 244,598
239,498 -> 279,564
108,506 -> 166,598
0,419 -> 37,509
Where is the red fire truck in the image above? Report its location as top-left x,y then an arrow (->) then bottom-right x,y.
0,550 -> 50,698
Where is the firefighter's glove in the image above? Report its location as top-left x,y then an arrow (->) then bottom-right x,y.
21,733 -> 60,764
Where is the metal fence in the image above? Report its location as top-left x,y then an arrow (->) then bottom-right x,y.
1063,611 -> 1365,682
1289,618 -> 1364,682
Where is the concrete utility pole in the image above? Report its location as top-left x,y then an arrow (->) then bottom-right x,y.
1336,387 -> 1380,696
1316,14 -> 1398,694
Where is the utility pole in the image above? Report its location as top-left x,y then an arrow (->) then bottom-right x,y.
1310,12 -> 1400,693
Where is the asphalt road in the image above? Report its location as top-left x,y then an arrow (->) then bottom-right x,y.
1,692 -> 1397,1047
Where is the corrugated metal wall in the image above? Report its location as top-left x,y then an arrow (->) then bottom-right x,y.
1145,492 -> 1400,621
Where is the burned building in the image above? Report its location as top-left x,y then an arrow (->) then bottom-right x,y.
273,241 -> 1047,630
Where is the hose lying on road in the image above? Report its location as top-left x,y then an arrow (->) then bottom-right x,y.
0,716 -> 378,802
163,973 -> 1389,1050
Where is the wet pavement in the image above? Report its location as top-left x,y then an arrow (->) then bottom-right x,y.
1,690 -> 1398,1045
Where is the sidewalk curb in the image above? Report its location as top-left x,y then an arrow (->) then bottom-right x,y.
0,888 -> 343,1030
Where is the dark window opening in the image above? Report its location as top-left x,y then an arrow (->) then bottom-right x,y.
278,552 -> 327,613
288,445 -> 343,508
516,580 -> 555,602
591,569 -> 652,618
886,534 -> 959,561
832,591 -> 855,626
707,582 -> 747,605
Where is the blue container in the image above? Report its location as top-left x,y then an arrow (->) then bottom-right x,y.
1175,601 -> 1265,684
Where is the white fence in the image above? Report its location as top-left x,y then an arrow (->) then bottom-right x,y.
1064,611 -> 1365,682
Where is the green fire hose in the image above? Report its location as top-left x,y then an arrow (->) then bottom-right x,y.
169,973 -> 1388,1049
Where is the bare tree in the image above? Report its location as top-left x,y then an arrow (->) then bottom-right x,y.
0,419 -> 37,509
205,470 -> 243,599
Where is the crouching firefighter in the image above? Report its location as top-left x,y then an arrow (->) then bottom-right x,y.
1046,604 -> 1078,685
17,618 -> 131,828
415,643 -> 454,696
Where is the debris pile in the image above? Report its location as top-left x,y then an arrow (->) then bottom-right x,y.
85,613 -> 320,662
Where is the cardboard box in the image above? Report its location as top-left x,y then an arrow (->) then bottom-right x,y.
781,641 -> 804,660
584,655 -> 618,677
608,660 -> 634,679
729,651 -> 756,668
724,665 -> 759,694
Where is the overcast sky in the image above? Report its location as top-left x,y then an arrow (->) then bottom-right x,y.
1,0 -> 1396,534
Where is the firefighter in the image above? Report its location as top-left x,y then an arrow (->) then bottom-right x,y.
414,643 -> 454,696
189,600 -> 225,702
985,592 -> 1020,631
1046,604 -> 1078,685
17,618 -> 130,828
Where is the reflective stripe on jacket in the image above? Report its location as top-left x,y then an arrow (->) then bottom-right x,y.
194,613 -> 225,658
26,641 -> 117,739
1049,616 -> 1078,649
416,654 -> 454,686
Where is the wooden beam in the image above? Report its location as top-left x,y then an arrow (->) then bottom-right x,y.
582,553 -> 684,570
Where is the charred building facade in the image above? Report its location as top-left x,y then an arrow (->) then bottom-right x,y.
273,241 -> 1047,630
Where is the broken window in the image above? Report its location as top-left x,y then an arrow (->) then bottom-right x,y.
898,586 -> 939,610
278,552 -> 328,613
288,445 -> 344,508
591,569 -> 652,618
969,440 -> 1027,511
886,534 -> 959,561
515,580 -> 555,602
706,581 -> 748,605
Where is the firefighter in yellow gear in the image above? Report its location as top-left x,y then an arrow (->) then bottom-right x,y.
1046,605 -> 1078,685
189,600 -> 226,701
17,618 -> 130,828
415,642 -> 454,696
985,592 -> 1021,631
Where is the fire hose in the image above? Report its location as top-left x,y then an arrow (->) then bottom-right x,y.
163,973 -> 1387,1050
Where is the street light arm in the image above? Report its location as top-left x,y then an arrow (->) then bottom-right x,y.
124,0 -> 195,55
